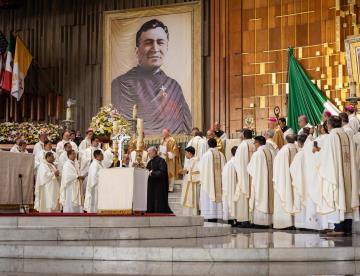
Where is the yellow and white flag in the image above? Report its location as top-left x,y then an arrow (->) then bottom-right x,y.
11,37 -> 32,101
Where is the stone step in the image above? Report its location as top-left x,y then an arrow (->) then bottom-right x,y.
0,216 -> 203,229
0,222 -> 230,241
0,243 -> 356,262
0,259 -> 357,275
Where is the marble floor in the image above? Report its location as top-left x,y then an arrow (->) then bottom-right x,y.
0,259 -> 358,275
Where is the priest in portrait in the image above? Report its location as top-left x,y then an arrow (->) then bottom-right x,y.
111,19 -> 192,135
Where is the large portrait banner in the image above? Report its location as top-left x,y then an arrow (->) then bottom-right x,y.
103,2 -> 202,135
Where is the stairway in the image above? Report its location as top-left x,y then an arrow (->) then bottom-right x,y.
169,181 -> 182,215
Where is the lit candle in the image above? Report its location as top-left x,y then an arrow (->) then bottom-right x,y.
136,118 -> 144,150
132,104 -> 138,120
66,107 -> 71,121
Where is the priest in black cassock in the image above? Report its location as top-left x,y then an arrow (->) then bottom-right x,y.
146,147 -> 173,214
111,19 -> 192,135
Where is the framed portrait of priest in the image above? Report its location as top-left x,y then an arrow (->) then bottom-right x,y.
103,2 -> 202,135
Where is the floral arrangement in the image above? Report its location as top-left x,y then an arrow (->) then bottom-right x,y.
0,122 -> 64,144
90,104 -> 130,137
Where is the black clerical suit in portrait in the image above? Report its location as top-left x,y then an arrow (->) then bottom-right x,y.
146,155 -> 173,214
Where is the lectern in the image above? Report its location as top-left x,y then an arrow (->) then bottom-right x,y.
97,167 -> 149,214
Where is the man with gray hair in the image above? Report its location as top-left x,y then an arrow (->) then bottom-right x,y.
146,146 -> 172,213
265,129 -> 278,156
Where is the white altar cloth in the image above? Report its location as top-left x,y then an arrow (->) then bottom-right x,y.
98,167 -> 148,212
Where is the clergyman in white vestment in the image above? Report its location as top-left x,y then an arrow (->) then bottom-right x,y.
34,140 -> 57,174
273,134 -> 298,229
247,136 -> 273,226
57,142 -> 73,176
34,152 -> 60,212
222,146 -> 239,223
56,131 -> 78,158
345,105 -> 360,134
314,115 -> 360,235
234,128 -> 255,224
199,138 -> 226,221
84,150 -> 103,213
60,150 -> 84,213
180,146 -> 201,216
184,130 -> 208,168
33,131 -> 48,156
78,129 -> 94,159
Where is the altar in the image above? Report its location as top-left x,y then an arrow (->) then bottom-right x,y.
97,167 -> 149,214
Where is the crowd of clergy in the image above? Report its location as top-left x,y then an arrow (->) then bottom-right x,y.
6,105 -> 360,236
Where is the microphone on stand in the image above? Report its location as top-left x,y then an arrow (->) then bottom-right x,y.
18,173 -> 26,214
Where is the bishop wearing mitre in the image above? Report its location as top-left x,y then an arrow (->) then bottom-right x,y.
60,150 -> 84,213
181,146 -> 200,216
84,150 -> 103,213
199,138 -> 226,221
273,134 -> 298,229
314,116 -> 359,236
34,152 -> 60,212
159,128 -> 182,192
247,136 -> 274,226
234,128 -> 255,224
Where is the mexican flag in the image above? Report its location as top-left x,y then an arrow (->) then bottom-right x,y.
11,36 -> 32,101
1,34 -> 15,92
287,47 -> 339,133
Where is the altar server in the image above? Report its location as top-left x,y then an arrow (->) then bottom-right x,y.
34,152 -> 60,212
199,138 -> 226,221
222,146 -> 239,223
84,150 -> 103,213
273,134 -> 298,229
180,146 -> 200,216
234,128 -> 255,224
314,115 -> 359,235
56,131 -> 78,158
247,136 -> 273,226
60,149 -> 84,212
